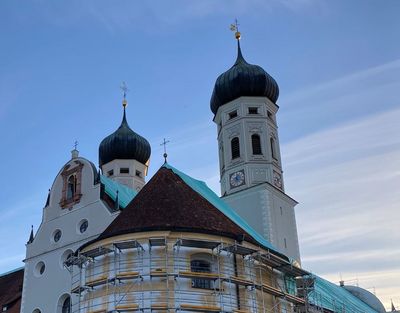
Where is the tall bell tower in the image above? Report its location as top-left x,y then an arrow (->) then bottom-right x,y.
211,29 -> 301,263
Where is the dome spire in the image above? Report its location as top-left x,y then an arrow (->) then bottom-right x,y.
230,19 -> 246,65
120,81 -> 129,127
120,81 -> 129,109
210,22 -> 279,114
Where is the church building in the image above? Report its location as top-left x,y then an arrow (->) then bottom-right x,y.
0,31 -> 388,313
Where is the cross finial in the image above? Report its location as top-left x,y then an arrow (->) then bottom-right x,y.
230,19 -> 241,40
160,138 -> 170,163
73,140 -> 79,150
120,81 -> 129,107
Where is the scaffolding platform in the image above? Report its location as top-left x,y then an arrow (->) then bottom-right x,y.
86,275 -> 110,288
259,284 -> 284,297
71,285 -> 86,294
116,271 -> 141,280
114,240 -> 143,251
150,268 -> 167,277
151,304 -> 169,310
179,304 -> 221,313
220,244 -> 257,256
81,246 -> 112,259
284,294 -> 305,305
115,304 -> 140,312
178,271 -> 220,280
225,276 -> 253,287
149,237 -> 167,247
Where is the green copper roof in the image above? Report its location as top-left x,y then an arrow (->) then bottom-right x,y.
100,174 -> 137,209
311,276 -> 378,313
163,163 -> 278,252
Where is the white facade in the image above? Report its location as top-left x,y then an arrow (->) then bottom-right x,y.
21,154 -> 119,313
213,96 -> 301,262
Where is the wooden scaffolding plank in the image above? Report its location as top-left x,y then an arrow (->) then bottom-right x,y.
228,276 -> 253,287
178,271 -> 219,280
180,304 -> 221,312
261,284 -> 284,297
86,275 -> 108,288
115,303 -> 140,311
150,268 -> 167,277
116,271 -> 140,280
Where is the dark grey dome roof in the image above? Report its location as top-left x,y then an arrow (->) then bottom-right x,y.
210,41 -> 279,115
99,108 -> 151,166
343,285 -> 386,313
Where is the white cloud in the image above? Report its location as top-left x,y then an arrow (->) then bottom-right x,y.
282,107 -> 400,309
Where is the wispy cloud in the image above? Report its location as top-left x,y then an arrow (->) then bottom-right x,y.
282,107 -> 400,308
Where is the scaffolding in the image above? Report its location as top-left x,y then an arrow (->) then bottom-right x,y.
67,236 -> 310,313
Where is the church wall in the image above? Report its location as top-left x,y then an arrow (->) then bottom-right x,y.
21,157 -> 119,313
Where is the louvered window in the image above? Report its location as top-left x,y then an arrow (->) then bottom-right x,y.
252,134 -> 262,155
270,137 -> 277,159
231,137 -> 240,159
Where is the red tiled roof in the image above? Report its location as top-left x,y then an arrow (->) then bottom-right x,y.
99,167 -> 256,243
0,268 -> 24,313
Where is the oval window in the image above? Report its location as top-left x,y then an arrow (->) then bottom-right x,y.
34,261 -> 45,277
53,229 -> 62,243
78,220 -> 88,234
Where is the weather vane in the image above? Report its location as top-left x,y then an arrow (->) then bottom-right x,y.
160,138 -> 170,163
120,81 -> 129,107
230,18 -> 241,40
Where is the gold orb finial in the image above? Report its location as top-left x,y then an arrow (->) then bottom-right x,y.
120,81 -> 129,108
230,19 -> 241,40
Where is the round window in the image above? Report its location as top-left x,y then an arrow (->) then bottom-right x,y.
53,229 -> 62,242
79,220 -> 88,234
60,249 -> 74,269
34,261 -> 45,277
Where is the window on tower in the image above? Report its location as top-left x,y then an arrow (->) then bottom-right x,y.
120,168 -> 129,174
231,137 -> 240,159
228,110 -> 238,120
67,175 -> 76,200
248,107 -> 258,114
270,137 -> 277,160
251,134 -> 262,155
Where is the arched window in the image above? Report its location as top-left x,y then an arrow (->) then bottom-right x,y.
67,175 -> 76,200
190,253 -> 213,289
62,296 -> 71,313
270,137 -> 277,160
252,134 -> 262,155
231,137 -> 240,159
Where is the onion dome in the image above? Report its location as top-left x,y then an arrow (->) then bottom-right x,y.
99,106 -> 151,166
210,39 -> 279,115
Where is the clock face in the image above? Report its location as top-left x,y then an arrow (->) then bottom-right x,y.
230,170 -> 245,188
273,172 -> 282,188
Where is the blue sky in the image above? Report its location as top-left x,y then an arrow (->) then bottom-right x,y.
1,0 -> 399,309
